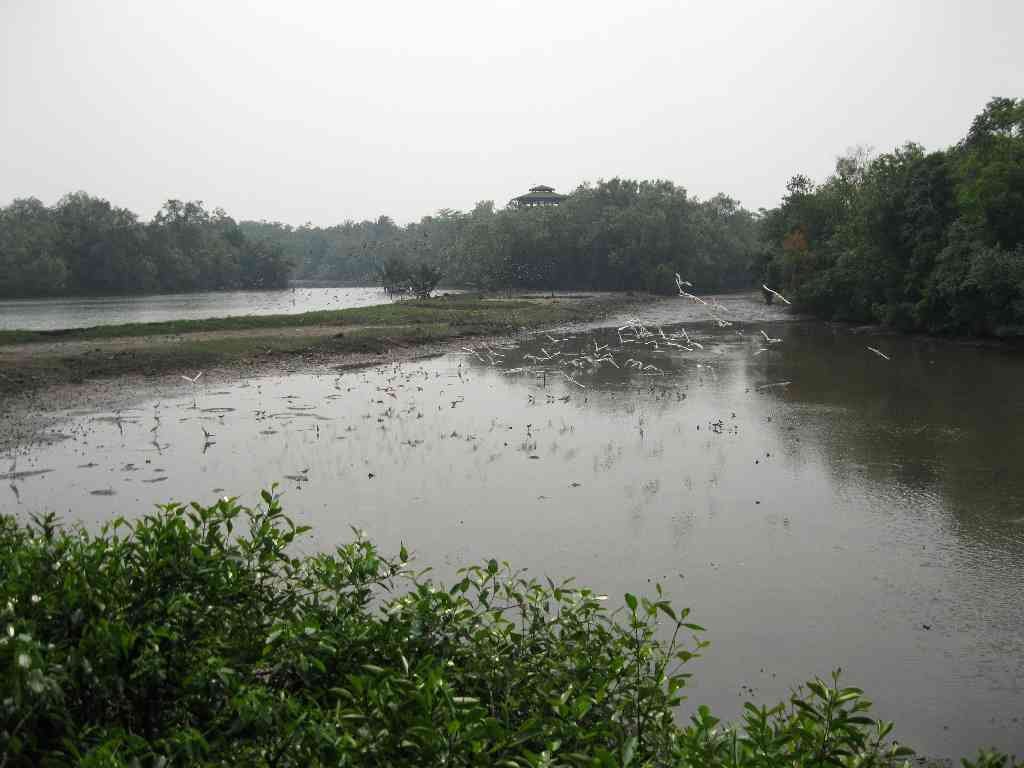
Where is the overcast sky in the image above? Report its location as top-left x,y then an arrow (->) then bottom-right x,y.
2,0 -> 1021,225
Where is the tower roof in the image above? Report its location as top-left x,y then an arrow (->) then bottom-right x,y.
509,184 -> 566,207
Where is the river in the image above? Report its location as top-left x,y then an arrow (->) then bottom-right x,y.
0,286 -> 394,330
1,293 -> 1021,759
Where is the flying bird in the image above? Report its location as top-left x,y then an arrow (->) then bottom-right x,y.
674,273 -> 694,290
562,373 -> 586,388
762,284 -> 792,304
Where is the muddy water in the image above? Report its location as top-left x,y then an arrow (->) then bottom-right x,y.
2,296 -> 1023,758
0,285 -> 394,330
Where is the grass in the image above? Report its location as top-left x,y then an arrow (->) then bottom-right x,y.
0,294 -> 620,395
0,295 -> 584,346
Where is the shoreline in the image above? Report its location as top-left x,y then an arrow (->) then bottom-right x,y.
0,292 -> 637,401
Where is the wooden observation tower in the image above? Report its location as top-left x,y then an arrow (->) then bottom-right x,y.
508,184 -> 567,209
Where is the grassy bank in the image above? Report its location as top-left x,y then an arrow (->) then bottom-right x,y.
0,295 -> 608,345
0,295 -> 621,395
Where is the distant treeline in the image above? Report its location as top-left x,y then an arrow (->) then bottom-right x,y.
757,97 -> 1024,336
3,97 -> 1020,335
2,181 -> 758,300
241,180 -> 760,295
0,196 -> 291,297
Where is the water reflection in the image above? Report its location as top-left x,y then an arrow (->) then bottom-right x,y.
1,310 -> 1022,758
0,286 -> 396,330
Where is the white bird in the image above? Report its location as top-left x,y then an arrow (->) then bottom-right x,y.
867,346 -> 891,361
674,273 -> 694,290
762,284 -> 792,305
760,330 -> 783,344
562,373 -> 586,389
181,372 -> 203,384
680,328 -> 703,350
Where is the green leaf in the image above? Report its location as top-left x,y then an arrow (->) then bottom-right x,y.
622,735 -> 637,767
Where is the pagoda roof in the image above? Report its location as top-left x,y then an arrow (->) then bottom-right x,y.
510,184 -> 567,205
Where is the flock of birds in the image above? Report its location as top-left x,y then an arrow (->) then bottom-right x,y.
455,275 -> 889,396
3,277 -> 894,507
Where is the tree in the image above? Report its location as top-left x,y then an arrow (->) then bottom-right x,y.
0,198 -> 67,297
408,262 -> 443,299
380,256 -> 411,294
757,97 -> 1024,335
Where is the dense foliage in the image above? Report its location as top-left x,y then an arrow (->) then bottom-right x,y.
2,494 -> 1016,766
757,97 -> 1024,335
0,196 -> 292,297
241,181 -> 760,295
2,181 -> 758,300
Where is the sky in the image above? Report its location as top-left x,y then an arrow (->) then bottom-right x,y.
2,0 -> 1021,225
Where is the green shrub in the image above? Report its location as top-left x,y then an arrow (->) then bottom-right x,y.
0,493 -> 1016,767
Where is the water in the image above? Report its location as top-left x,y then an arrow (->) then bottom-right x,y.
2,298 -> 1023,758
0,286 -> 393,330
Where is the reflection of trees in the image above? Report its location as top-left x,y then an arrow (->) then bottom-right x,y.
742,322 -> 1024,549
465,318 -> 1024,553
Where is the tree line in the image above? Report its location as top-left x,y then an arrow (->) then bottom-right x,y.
3,97 -> 1020,339
0,194 -> 292,297
241,181 -> 759,296
757,97 -> 1024,336
5,182 -> 761,300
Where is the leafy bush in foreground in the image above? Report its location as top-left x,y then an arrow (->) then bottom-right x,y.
0,493 -> 1016,767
